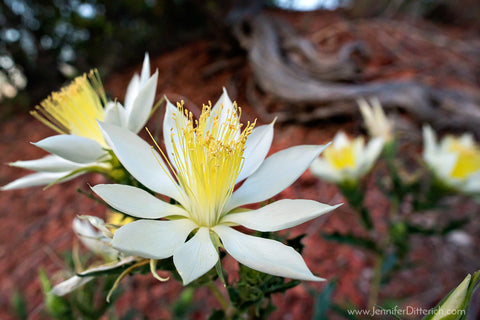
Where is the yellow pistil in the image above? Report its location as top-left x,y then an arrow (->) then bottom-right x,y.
324,142 -> 356,170
31,69 -> 108,147
448,139 -> 480,179
168,101 -> 255,227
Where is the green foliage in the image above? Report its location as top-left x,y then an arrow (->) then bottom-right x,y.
227,264 -> 301,319
312,280 -> 337,320
171,287 -> 197,319
10,291 -> 28,320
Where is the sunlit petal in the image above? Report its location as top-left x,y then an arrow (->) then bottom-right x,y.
33,135 -> 105,164
92,184 -> 188,219
112,219 -> 196,259
127,71 -> 158,133
98,121 -> 184,203
213,225 -> 323,281
9,155 -> 84,172
223,199 -> 340,231
236,122 -> 274,183
226,145 -> 328,211
173,227 -> 218,285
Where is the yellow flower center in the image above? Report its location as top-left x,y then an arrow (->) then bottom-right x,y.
448,140 -> 480,179
31,70 -> 108,147
324,143 -> 356,170
168,102 -> 255,227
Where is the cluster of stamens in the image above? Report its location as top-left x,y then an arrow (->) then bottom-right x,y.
31,70 -> 107,146
164,101 -> 255,227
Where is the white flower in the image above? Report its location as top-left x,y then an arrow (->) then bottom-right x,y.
2,54 -> 158,190
92,89 -> 340,285
423,125 -> 480,193
310,131 -> 383,184
357,97 -> 393,143
72,212 -> 133,261
51,215 -> 136,297
50,256 -> 137,297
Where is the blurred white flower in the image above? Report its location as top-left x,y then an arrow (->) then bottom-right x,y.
310,131 -> 384,184
93,88 -> 340,285
2,54 -> 158,190
73,215 -> 117,260
358,97 -> 393,143
51,214 -> 136,297
423,125 -> 480,193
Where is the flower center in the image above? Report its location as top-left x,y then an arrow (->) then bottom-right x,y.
324,143 -> 356,170
31,70 -> 108,147
448,140 -> 480,179
169,102 -> 255,227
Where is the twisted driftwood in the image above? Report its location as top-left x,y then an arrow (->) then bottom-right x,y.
234,13 -> 480,135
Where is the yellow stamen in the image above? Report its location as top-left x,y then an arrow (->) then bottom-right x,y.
160,101 -> 255,227
324,142 -> 356,170
31,69 -> 107,147
448,139 -> 480,179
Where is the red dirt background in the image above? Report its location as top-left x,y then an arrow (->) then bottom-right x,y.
1,10 -> 479,320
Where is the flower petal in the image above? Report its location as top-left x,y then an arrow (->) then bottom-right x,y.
213,225 -> 323,281
208,88 -> 240,140
333,131 -> 350,148
50,276 -> 94,296
364,137 -> 384,165
92,184 -> 187,219
124,74 -> 140,110
422,125 -> 438,161
464,172 -> 480,193
222,199 -> 340,232
9,155 -> 84,172
173,227 -> 218,285
127,70 -> 158,133
1,171 -> 73,190
235,121 -> 274,183
104,102 -> 127,128
226,145 -> 328,212
140,53 -> 151,84
98,121 -> 184,203
72,217 -> 117,259
32,135 -> 105,164
211,87 -> 236,125
112,219 -> 196,259
163,98 -> 188,167
356,137 -> 383,177
309,158 -> 342,183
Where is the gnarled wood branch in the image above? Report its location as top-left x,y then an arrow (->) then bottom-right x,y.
234,13 -> 480,135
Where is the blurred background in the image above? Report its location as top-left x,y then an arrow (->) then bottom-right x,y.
1,0 -> 480,319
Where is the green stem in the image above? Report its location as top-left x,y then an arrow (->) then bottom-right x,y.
368,254 -> 383,309
339,182 -> 374,230
207,281 -> 232,315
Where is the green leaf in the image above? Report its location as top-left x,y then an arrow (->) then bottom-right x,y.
312,280 -> 337,320
10,291 -> 28,320
39,270 -> 74,320
208,310 -> 226,320
172,287 -> 196,319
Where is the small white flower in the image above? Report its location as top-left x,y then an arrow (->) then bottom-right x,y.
358,97 -> 393,143
93,89 -> 340,285
310,131 -> 383,184
423,125 -> 480,193
72,215 -> 117,260
51,215 -> 136,297
2,54 -> 158,190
